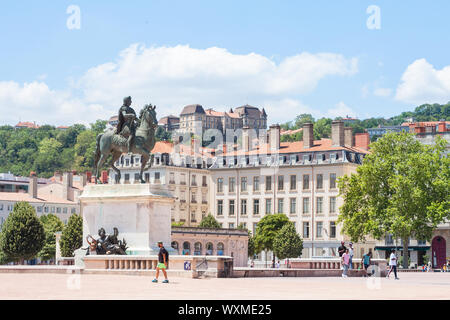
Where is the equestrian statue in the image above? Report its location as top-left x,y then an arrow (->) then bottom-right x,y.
93,96 -> 158,184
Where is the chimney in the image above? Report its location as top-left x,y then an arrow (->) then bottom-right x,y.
269,124 -> 280,152
29,171 -> 38,199
62,171 -> 74,201
242,126 -> 250,152
332,120 -> 345,147
354,133 -> 370,150
101,171 -> 108,184
438,121 -> 446,133
86,171 -> 92,183
344,127 -> 354,148
303,123 -> 314,149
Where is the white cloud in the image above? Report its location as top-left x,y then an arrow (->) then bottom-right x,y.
395,58 -> 450,104
326,101 -> 357,119
0,44 -> 358,126
373,87 -> 392,97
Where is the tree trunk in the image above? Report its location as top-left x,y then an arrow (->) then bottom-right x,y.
402,239 -> 409,269
20,258 -> 24,265
272,254 -> 275,268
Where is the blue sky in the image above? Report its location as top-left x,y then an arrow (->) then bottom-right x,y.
1,1 -> 450,126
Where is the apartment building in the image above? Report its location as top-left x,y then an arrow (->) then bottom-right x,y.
208,121 -> 376,261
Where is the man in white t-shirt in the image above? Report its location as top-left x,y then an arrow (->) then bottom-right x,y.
348,242 -> 354,269
386,249 -> 399,280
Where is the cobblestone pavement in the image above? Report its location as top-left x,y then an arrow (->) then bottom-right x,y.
0,272 -> 449,300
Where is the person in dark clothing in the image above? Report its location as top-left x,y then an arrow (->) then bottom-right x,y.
338,241 -> 347,257
152,241 -> 169,283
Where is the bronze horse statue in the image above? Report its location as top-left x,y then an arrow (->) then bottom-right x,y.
93,104 -> 158,183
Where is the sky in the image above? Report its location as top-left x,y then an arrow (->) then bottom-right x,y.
1,0 -> 450,126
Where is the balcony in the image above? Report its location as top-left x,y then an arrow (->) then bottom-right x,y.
169,180 -> 175,184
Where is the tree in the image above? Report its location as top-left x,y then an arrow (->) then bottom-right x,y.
0,202 -> 45,264
253,213 -> 290,267
38,214 -> 64,262
73,130 -> 97,172
273,222 -> 303,263
199,214 -> 221,229
60,214 -> 83,257
338,132 -> 450,269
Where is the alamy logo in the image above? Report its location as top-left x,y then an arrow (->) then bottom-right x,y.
366,5 -> 381,30
66,5 -> 81,30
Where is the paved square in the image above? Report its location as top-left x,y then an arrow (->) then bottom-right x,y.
0,272 -> 449,300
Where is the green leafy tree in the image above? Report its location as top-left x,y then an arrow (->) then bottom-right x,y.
60,214 -> 83,257
273,222 -> 303,262
171,221 -> 185,227
0,202 -> 45,264
254,213 -> 290,267
338,132 -> 450,269
33,137 -> 63,178
74,130 -> 97,172
199,214 -> 222,229
38,214 -> 64,262
294,114 -> 315,129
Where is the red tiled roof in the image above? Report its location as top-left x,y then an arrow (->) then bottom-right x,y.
0,192 -> 76,204
15,122 -> 40,129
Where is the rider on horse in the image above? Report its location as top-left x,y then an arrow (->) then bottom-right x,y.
115,96 -> 137,154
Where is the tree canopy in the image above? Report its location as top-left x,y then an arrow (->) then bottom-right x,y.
0,202 -> 45,263
60,214 -> 83,257
273,222 -> 303,260
199,214 -> 222,229
338,132 -> 450,268
254,213 -> 290,267
38,214 -> 65,262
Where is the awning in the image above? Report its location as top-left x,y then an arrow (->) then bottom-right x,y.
374,246 -> 430,251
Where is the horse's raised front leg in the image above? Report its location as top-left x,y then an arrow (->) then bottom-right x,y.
95,153 -> 107,184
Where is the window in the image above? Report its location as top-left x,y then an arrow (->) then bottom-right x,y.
330,173 -> 337,189
51,207 -> 55,213
171,241 -> 179,254
145,173 -> 150,183
217,200 -> 223,215
0,204 -> 3,211
316,174 -> 323,190
181,174 -> 186,184
241,177 -> 247,192
290,198 -> 296,214
316,222 -> 323,238
182,242 -> 191,255
290,175 -> 296,190
155,172 -> 160,182
217,242 -> 224,256
330,221 -> 336,238
194,242 -> 202,255
303,222 -> 310,238
303,175 -> 310,190
229,200 -> 235,216
277,176 -> 284,191
37,206 -> 42,213
217,178 -> 223,193
265,176 -> 272,191
302,197 -> 310,214
265,199 -> 272,214
316,197 -> 323,214
241,199 -> 247,215
229,177 -> 235,192
44,207 -> 49,213
329,197 -> 336,213
56,207 -> 61,214
253,176 -> 260,191
385,234 -> 394,245
206,242 -> 214,255
191,174 -> 196,185
124,174 -> 130,183
134,173 -> 140,183
202,176 -> 207,186
63,207 -> 67,214
418,239 -> 426,245
170,172 -> 175,183
278,198 -> 284,213
253,199 -> 260,215
229,223 -> 235,229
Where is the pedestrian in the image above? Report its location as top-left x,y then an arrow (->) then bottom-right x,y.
447,260 -> 450,272
152,241 -> 169,284
341,249 -> 350,278
361,251 -> 372,277
386,249 -> 399,280
250,260 -> 255,268
348,242 -> 354,270
338,241 -> 346,257
275,260 -> 280,269
427,260 -> 432,272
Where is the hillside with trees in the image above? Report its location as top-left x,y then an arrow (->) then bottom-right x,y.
0,103 -> 448,178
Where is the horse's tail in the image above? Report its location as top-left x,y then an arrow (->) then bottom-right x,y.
93,133 -> 103,171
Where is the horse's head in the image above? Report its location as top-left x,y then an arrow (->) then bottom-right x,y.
139,104 -> 158,128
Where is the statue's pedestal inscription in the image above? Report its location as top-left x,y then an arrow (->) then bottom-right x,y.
79,184 -> 174,255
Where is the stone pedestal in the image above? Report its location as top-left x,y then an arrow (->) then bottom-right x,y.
79,183 -> 174,255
